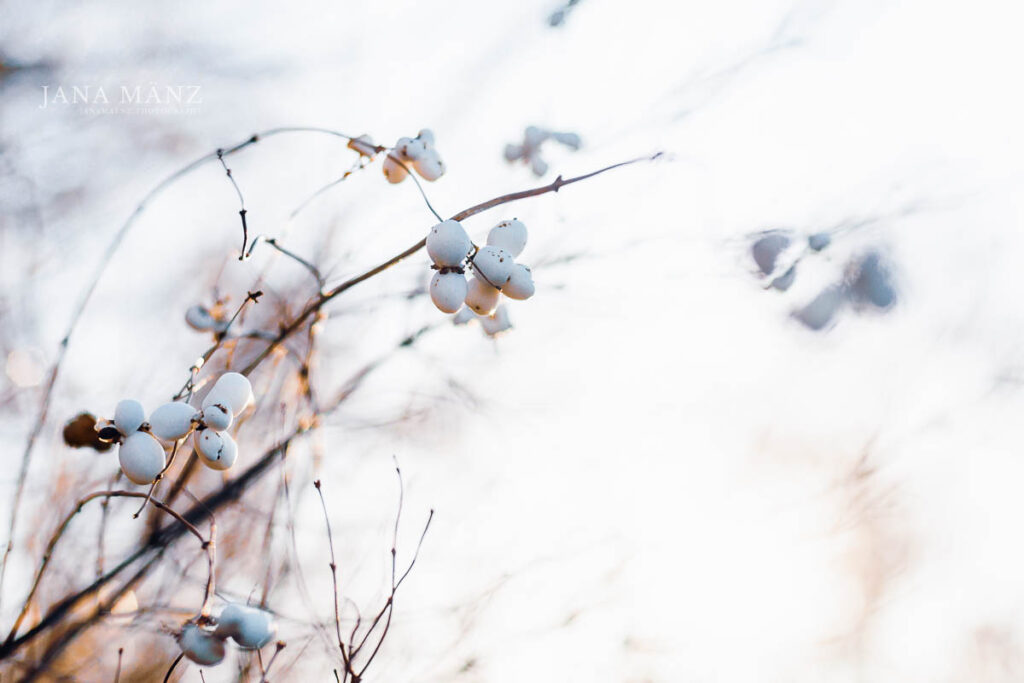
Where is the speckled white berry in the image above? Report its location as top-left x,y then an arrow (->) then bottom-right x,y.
465,278 -> 500,315
395,137 -> 427,162
486,219 -> 528,258
194,430 -> 238,471
471,246 -> 514,288
426,220 -> 471,268
382,155 -> 408,184
502,264 -> 535,300
430,272 -> 468,314
413,151 -> 445,181
200,403 -> 232,432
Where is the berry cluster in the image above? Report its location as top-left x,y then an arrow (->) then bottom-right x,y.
100,372 -> 254,484
178,603 -> 278,665
383,129 -> 446,184
426,218 -> 535,327
504,125 -> 581,177
750,229 -> 897,330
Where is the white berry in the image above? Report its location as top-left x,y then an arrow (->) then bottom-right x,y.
149,402 -> 198,442
113,399 -> 145,436
203,372 -> 253,417
530,155 -> 549,177
194,430 -> 238,471
471,246 -> 514,288
200,403 -> 232,432
417,129 -> 435,147
413,151 -> 445,181
481,305 -> 513,337
185,305 -> 216,332
382,155 -> 408,184
215,604 -> 278,649
396,137 -> 427,162
551,131 -> 582,150
465,278 -> 500,315
426,220 -> 471,268
524,126 -> 548,149
179,623 -> 226,666
486,219 -> 528,257
118,432 -> 166,485
504,144 -> 524,162
503,264 -> 535,300
452,306 -> 476,325
430,272 -> 468,314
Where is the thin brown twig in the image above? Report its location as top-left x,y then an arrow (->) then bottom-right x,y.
215,148 -> 249,258
314,480 -> 351,672
163,652 -> 184,683
260,641 -> 286,683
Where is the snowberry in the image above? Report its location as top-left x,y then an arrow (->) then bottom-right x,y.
430,272 -> 469,314
382,155 -> 408,184
848,251 -> 896,309
200,403 -> 232,432
506,126 -> 581,176
413,151 -> 445,181
550,131 -> 582,150
202,372 -> 253,417
395,136 -> 427,162
481,305 -> 513,337
113,399 -> 145,436
149,402 -> 199,441
185,305 -> 217,332
751,232 -> 791,275
347,134 -> 377,157
384,131 -> 445,182
178,623 -> 226,666
531,156 -> 550,177
471,246 -> 514,288
452,306 -> 476,325
194,429 -> 238,471
502,264 -> 535,300
118,432 -> 166,485
417,129 -> 435,147
524,126 -> 548,149
794,285 -> 844,331
770,265 -> 797,292
486,219 -> 528,258
426,220 -> 472,267
215,604 -> 278,649
465,278 -> 500,315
